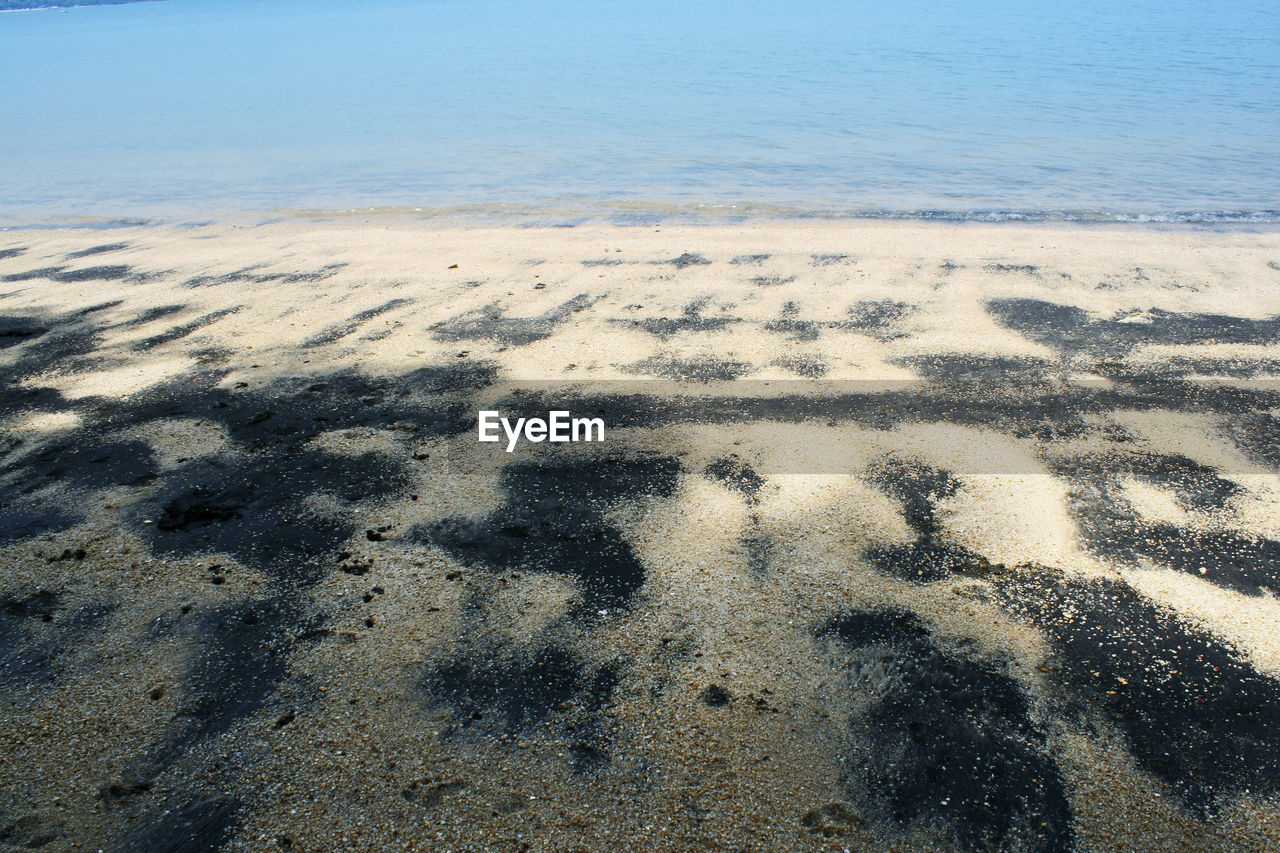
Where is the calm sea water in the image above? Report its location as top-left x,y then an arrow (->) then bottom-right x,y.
2,0 -> 1278,224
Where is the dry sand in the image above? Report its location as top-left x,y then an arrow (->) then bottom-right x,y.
1,220 -> 1279,852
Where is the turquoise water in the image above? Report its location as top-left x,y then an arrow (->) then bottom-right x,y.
2,0 -> 1278,224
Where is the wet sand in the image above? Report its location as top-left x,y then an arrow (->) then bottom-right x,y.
1,220 -> 1279,852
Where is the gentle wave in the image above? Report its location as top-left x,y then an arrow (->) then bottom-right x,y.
6,204 -> 1280,232
278,204 -> 1280,227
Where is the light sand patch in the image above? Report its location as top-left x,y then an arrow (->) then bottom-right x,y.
35,356 -> 193,400
1226,474 -> 1280,541
305,426 -> 411,460
621,477 -> 750,605
483,575 -> 581,643
1053,732 -> 1272,853
939,473 -> 1090,570
1114,409 -> 1280,537
1128,341 -> 1280,365
124,417 -> 231,469
1113,409 -> 1263,473
896,304 -> 1061,362
8,409 -> 83,435
1120,477 -> 1202,527
752,474 -> 914,564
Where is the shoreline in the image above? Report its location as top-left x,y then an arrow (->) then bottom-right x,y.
5,204 -> 1280,234
2,220 -> 1279,851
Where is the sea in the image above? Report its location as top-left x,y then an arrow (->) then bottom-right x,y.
2,0 -> 1278,226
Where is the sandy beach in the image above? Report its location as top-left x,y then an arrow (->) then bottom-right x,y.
2,220 -> 1279,852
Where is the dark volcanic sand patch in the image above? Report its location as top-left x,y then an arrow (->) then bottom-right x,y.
1110,452 -> 1239,511
825,609 -> 1072,853
181,263 -> 346,288
1145,354 -> 1280,378
143,445 -> 404,582
302,297 -> 414,348
20,438 -> 158,490
2,266 -> 68,282
810,254 -> 853,266
615,297 -> 741,339
750,274 -> 795,287
50,265 -> 133,283
625,354 -> 753,382
700,684 -> 731,706
653,252 -> 711,270
128,367 -> 488,580
430,293 -> 600,347
358,324 -> 400,342
421,642 -> 620,738
730,254 -> 770,266
0,247 -> 26,261
865,538 -> 1004,584
180,263 -> 272,288
126,304 -> 188,327
1219,409 -> 1280,470
844,300 -> 917,341
111,796 -> 240,853
132,307 -> 243,351
0,589 -> 111,695
1058,459 -> 1280,596
278,263 -> 347,284
741,534 -> 773,576
771,355 -> 829,377
421,456 -> 681,612
984,263 -> 1040,275
988,298 -> 1280,359
869,459 -> 960,537
135,600 -> 310,779
764,301 -> 820,341
65,242 -> 129,260
3,326 -> 105,383
0,307 -> 112,417
0,500 -> 80,546
903,355 -> 1056,388
863,458 -> 1005,583
77,300 -> 126,317
865,461 -> 1003,581
0,315 -> 50,348
705,456 -> 765,500
995,572 -> 1280,815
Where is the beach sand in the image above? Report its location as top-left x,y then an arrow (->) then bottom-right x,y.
1,220 -> 1279,852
